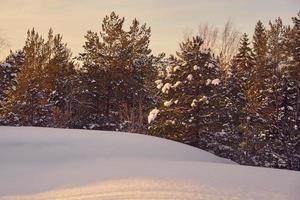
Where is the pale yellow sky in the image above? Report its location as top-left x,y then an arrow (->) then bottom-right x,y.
0,0 -> 299,57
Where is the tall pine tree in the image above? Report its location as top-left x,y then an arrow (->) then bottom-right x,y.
79,12 -> 159,132
3,28 -> 75,127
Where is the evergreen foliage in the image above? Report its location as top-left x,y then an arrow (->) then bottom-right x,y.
0,11 -> 299,170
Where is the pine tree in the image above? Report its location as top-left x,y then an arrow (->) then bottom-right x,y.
261,18 -> 296,168
245,17 -> 299,169
79,12 -> 158,132
45,30 -> 77,127
4,28 -> 75,127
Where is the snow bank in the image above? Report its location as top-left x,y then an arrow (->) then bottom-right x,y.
0,127 -> 299,200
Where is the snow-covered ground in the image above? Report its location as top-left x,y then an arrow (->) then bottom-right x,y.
0,127 -> 299,200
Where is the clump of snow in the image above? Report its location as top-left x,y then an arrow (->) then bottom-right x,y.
199,96 -> 208,102
162,83 -> 172,94
208,63 -> 214,68
157,83 -> 163,89
187,74 -> 193,81
193,65 -> 200,70
173,66 -> 180,72
2,63 -> 12,68
155,80 -> 162,85
88,124 -> 99,129
158,70 -> 164,78
172,81 -> 181,88
148,108 -> 159,123
287,106 -> 293,111
206,79 -> 212,85
211,78 -> 220,85
166,120 -> 175,125
155,80 -> 163,89
164,99 -> 173,107
174,100 -> 179,104
191,99 -> 198,108
166,66 -> 173,78
166,66 -> 173,73
11,73 -> 17,77
191,96 -> 208,107
188,116 -> 194,123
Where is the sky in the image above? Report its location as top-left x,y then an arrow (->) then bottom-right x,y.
0,0 -> 299,57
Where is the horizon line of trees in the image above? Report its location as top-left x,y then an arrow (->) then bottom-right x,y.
0,11 -> 299,170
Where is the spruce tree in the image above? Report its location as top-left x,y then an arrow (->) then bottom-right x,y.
223,33 -> 255,163
0,51 -> 23,102
277,12 -> 300,169
0,51 -> 23,124
149,36 -> 225,151
244,21 -> 271,163
228,33 -> 254,133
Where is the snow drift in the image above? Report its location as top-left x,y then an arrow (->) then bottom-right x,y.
0,126 -> 299,200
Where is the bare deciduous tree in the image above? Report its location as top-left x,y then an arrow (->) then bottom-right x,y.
219,21 -> 241,69
0,33 -> 9,60
184,20 -> 241,69
198,23 -> 219,50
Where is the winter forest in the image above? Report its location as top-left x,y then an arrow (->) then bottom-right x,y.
0,11 -> 299,171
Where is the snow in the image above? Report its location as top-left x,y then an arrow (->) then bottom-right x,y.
155,80 -> 163,89
206,79 -> 212,85
148,108 -> 159,123
199,96 -> 207,102
158,70 -> 164,78
172,81 -> 181,88
288,106 -> 294,111
166,66 -> 173,78
193,65 -> 200,70
10,73 -> 17,77
155,79 -> 162,85
1,63 -> 11,68
173,65 -> 180,72
0,127 -> 299,200
211,78 -> 220,85
187,74 -> 193,81
161,83 -> 171,94
208,63 -> 215,68
191,99 -> 197,107
166,120 -> 175,125
164,99 -> 173,107
157,83 -> 163,89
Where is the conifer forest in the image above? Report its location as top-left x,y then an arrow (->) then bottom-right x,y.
1,11 -> 300,171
